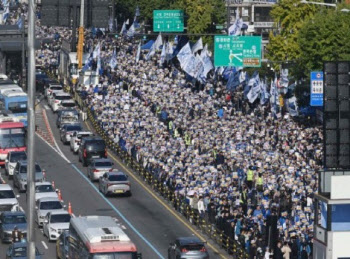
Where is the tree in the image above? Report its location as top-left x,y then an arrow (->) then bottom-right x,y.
265,0 -> 317,70
298,7 -> 350,73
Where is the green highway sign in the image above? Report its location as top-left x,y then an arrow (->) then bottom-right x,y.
214,36 -> 262,67
153,10 -> 184,32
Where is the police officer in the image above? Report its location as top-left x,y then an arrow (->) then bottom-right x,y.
256,173 -> 264,193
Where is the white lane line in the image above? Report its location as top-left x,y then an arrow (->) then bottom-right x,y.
41,241 -> 48,250
44,105 -> 50,110
36,133 -> 70,163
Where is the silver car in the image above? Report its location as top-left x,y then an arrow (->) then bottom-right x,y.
35,182 -> 58,202
87,158 -> 114,181
70,131 -> 93,154
98,171 -> 131,196
60,124 -> 83,144
168,237 -> 209,259
35,197 -> 66,227
13,162 -> 45,192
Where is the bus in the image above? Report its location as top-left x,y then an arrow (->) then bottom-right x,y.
0,114 -> 26,165
0,91 -> 27,127
68,216 -> 142,259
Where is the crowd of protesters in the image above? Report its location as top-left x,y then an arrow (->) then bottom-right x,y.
31,10 -> 322,258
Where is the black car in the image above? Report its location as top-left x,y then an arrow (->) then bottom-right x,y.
78,137 -> 107,167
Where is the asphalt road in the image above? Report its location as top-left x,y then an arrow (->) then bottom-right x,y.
21,102 -> 223,259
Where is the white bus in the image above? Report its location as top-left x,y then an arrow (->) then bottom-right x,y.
68,216 -> 142,259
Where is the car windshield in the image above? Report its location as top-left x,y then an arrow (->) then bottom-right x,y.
10,152 -> 27,162
91,252 -> 137,259
95,162 -> 112,167
35,185 -> 54,193
77,134 -> 91,139
50,214 -> 71,223
61,102 -> 75,108
108,175 -> 127,181
66,125 -> 82,131
50,86 -> 62,91
55,95 -> 71,100
3,214 -> 26,224
40,201 -> 62,210
0,128 -> 25,148
8,101 -> 27,114
20,164 -> 41,174
0,190 -> 15,199
12,247 -> 40,257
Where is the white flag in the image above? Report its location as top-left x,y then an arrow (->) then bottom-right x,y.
192,37 -> 203,54
127,23 -> 135,37
228,9 -> 243,36
177,42 -> 192,69
154,33 -> 163,50
136,42 -> 141,63
166,42 -> 173,61
120,22 -> 126,34
93,43 -> 100,59
160,43 -> 166,65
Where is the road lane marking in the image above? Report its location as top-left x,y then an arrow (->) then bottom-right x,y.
70,164 -> 164,259
84,122 -> 227,259
36,133 -> 70,163
41,241 -> 48,250
44,105 -> 50,110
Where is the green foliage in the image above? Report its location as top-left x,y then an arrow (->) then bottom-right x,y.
266,0 -> 317,70
298,8 -> 350,73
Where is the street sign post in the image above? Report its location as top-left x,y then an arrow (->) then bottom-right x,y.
153,10 -> 184,32
214,36 -> 262,67
310,71 -> 324,106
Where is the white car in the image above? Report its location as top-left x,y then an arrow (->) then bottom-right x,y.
43,211 -> 71,241
59,100 -> 76,110
0,184 -> 20,212
35,182 -> 58,202
70,131 -> 93,153
5,151 -> 27,177
35,197 -> 66,227
50,93 -> 72,112
45,84 -> 63,98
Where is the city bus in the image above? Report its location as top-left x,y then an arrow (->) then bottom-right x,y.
0,91 -> 28,127
68,216 -> 142,259
0,114 -> 26,165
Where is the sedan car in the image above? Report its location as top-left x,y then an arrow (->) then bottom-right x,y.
43,211 -> 71,241
35,197 -> 66,227
5,151 -> 27,178
6,242 -> 42,259
70,131 -> 93,153
98,170 -> 131,196
87,158 -> 114,181
50,92 -> 72,112
0,211 -> 27,243
56,109 -> 79,128
13,161 -> 45,192
0,184 -> 20,212
168,237 -> 209,259
44,83 -> 63,99
56,231 -> 69,259
60,123 -> 82,144
35,182 -> 58,202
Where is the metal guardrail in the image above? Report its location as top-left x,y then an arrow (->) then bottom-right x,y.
72,94 -> 249,258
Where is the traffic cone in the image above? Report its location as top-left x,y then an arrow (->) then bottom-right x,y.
58,189 -> 62,201
52,181 -> 55,189
68,202 -> 73,215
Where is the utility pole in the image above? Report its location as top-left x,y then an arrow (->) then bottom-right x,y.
77,0 -> 85,69
27,0 -> 36,258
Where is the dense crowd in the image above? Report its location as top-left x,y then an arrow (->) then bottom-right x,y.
33,16 -> 322,259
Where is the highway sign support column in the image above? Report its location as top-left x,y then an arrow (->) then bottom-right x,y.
27,0 -> 37,258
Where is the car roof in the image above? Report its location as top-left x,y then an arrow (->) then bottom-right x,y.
92,158 -> 112,163
0,184 -> 13,190
177,237 -> 204,246
35,182 -> 53,186
61,100 -> 75,103
38,197 -> 60,202
1,211 -> 26,217
76,131 -> 92,135
48,84 -> 62,87
49,210 -> 70,215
